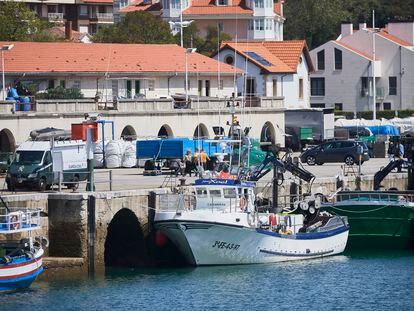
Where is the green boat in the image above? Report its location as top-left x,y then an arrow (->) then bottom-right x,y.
322,191 -> 414,250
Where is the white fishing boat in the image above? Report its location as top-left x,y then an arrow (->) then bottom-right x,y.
155,178 -> 349,265
0,197 -> 46,291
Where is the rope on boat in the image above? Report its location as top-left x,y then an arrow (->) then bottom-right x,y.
329,205 -> 391,214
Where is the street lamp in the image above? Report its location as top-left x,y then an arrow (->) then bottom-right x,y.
185,48 -> 197,104
1,44 -> 14,100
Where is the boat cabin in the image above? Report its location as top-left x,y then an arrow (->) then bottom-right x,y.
193,179 -> 255,212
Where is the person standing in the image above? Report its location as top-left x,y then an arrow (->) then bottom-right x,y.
200,149 -> 210,170
395,141 -> 405,172
193,147 -> 203,176
183,149 -> 192,176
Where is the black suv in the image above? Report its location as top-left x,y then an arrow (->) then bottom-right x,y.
300,140 -> 370,165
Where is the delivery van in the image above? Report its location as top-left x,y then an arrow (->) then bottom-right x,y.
6,140 -> 87,191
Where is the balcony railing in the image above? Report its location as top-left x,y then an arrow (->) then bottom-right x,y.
91,13 -> 114,22
48,13 -> 64,22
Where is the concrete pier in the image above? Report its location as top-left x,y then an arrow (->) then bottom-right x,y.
0,172 -> 408,273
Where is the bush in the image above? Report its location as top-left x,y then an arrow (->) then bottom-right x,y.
35,86 -> 84,100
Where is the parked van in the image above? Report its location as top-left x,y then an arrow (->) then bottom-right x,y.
6,140 -> 87,191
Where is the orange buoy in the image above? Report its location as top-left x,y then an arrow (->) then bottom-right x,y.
155,230 -> 168,247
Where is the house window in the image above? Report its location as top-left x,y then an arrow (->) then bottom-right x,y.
361,77 -> 372,97
389,77 -> 397,95
383,102 -> 391,110
265,19 -> 272,30
171,0 -> 180,9
272,78 -> 277,97
248,20 -> 254,31
48,80 -> 55,89
335,103 -> 343,111
310,78 -> 325,96
334,48 -> 342,70
218,21 -> 224,32
310,103 -> 325,108
126,80 -> 132,98
254,0 -> 264,8
135,80 -> 141,94
184,79 -> 190,90
205,80 -> 210,96
72,80 -> 81,89
198,80 -> 202,96
246,78 -> 255,95
317,50 -> 325,70
224,55 -> 234,65
111,80 -> 118,98
148,80 -> 155,91
80,5 -> 88,15
217,0 -> 228,5
59,80 -> 66,88
299,78 -> 304,99
254,19 -> 264,31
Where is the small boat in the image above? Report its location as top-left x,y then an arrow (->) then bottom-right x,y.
321,191 -> 414,249
0,198 -> 46,291
154,178 -> 349,265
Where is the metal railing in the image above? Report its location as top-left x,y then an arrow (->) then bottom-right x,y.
331,191 -> 414,205
48,13 -> 64,21
0,208 -> 41,233
92,13 -> 114,21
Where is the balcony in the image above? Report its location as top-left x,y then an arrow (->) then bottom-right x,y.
48,13 -> 64,22
90,13 -> 114,23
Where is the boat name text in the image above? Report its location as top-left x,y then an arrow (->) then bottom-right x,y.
212,241 -> 240,250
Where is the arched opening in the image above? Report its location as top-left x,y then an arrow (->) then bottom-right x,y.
158,124 -> 174,138
193,123 -> 209,139
120,125 -> 137,140
0,129 -> 16,152
260,122 -> 276,144
104,208 -> 146,267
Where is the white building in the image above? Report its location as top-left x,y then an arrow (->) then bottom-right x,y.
0,41 -> 242,101
214,40 -> 314,108
118,0 -> 285,41
310,21 -> 414,113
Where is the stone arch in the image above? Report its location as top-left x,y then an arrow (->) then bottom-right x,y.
260,122 -> 276,144
120,125 -> 137,140
0,128 -> 16,152
158,124 -> 174,138
193,123 -> 209,139
104,208 -> 146,267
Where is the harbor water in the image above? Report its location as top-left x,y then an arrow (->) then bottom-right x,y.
1,251 -> 414,310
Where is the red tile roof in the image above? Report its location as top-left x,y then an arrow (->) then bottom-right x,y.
378,30 -> 412,47
183,0 -> 252,15
119,0 -> 161,13
0,42 -> 242,75
335,41 -> 375,60
219,40 -> 314,73
82,0 -> 113,3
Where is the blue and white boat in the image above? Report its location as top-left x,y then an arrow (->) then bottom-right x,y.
0,201 -> 45,291
154,178 -> 350,266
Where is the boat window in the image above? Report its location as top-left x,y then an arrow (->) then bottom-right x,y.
14,151 -> 45,164
223,188 -> 237,198
209,189 -> 222,198
196,187 -> 208,198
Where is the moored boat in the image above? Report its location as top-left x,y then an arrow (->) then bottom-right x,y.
0,199 -> 46,291
154,178 -> 349,265
321,191 -> 414,249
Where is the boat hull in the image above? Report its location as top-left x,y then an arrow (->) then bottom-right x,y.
0,248 -> 44,291
155,220 -> 349,266
322,201 -> 414,250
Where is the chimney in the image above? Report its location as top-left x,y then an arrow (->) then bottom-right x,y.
359,22 -> 367,30
341,23 -> 353,38
65,21 -> 73,41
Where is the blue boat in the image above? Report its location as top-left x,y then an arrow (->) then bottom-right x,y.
0,198 -> 46,291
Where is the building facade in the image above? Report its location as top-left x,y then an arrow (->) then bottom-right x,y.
214,40 -> 314,108
2,0 -> 114,35
0,42 -> 242,101
118,0 -> 285,41
310,22 -> 414,113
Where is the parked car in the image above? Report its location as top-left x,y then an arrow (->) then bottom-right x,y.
300,140 -> 370,166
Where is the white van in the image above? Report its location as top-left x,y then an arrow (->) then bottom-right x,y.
6,140 -> 87,191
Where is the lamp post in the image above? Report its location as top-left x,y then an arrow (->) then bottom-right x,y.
1,44 -> 14,100
185,48 -> 197,104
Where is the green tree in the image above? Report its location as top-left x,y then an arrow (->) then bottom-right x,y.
197,25 -> 231,56
94,11 -> 175,44
0,1 -> 54,41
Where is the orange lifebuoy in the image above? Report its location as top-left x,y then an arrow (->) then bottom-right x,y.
9,215 -> 20,230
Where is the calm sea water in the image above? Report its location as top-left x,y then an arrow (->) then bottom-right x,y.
2,251 -> 414,311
